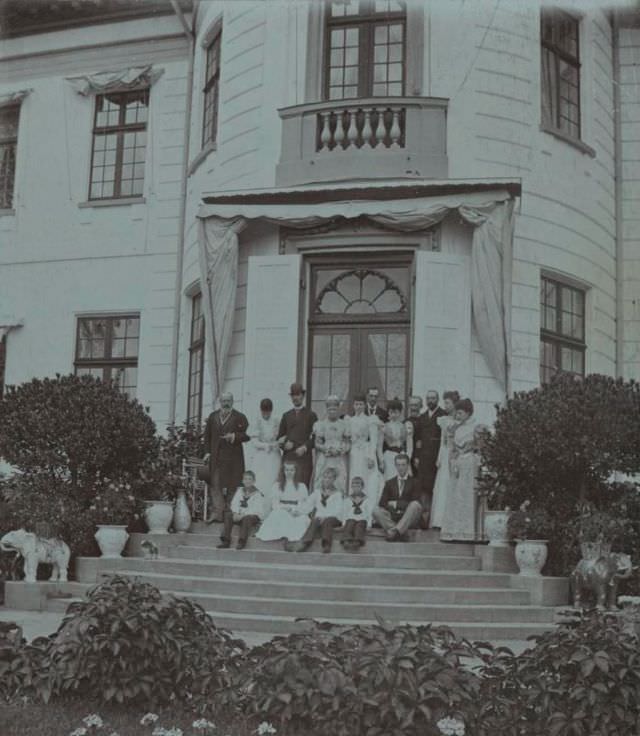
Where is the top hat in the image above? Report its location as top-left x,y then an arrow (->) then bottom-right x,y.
289,382 -> 306,396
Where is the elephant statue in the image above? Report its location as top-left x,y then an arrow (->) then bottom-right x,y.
570,552 -> 633,610
0,529 -> 70,583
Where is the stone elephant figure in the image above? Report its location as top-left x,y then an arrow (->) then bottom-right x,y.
570,552 -> 633,610
0,529 -> 70,583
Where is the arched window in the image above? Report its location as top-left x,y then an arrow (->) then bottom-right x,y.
315,267 -> 407,315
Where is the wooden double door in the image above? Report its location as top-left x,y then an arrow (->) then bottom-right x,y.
308,325 -> 409,418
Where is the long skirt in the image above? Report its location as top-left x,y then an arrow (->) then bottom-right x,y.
255,508 -> 309,542
430,445 -> 451,528
440,453 -> 479,541
251,448 -> 281,498
349,444 -> 382,505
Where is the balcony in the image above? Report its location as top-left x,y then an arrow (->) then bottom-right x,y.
275,96 -> 448,188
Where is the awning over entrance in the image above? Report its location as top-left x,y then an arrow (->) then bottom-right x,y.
197,179 -> 520,406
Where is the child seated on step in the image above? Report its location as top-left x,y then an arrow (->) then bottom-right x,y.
341,476 -> 372,551
287,467 -> 343,553
217,470 -> 266,550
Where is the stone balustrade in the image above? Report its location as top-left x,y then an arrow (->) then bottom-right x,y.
276,96 -> 448,187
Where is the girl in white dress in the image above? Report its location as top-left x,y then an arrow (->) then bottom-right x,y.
256,461 -> 311,543
347,393 -> 383,505
249,398 -> 281,497
379,399 -> 413,482
430,390 -> 460,529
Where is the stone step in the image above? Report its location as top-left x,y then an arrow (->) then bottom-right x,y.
198,610 -> 558,641
168,545 -> 482,571
41,596 -> 556,640
131,532 -> 476,557
146,590 -> 555,623
95,570 -> 532,604
76,556 -> 510,588
188,522 -> 442,542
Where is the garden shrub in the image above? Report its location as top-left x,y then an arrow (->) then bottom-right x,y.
243,620 -> 489,736
478,612 -> 640,736
480,374 -> 640,575
41,576 -> 246,708
0,623 -> 52,701
0,375 -> 159,556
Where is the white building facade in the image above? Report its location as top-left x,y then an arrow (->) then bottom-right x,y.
1,0 -> 639,432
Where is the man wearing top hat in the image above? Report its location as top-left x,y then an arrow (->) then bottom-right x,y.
203,391 -> 250,523
277,383 -> 318,487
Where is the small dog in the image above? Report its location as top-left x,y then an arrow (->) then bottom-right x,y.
140,539 -> 159,559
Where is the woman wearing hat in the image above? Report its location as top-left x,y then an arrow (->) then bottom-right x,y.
440,398 -> 479,542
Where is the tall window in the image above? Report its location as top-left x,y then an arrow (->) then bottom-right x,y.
0,105 -> 19,209
541,9 -> 581,140
187,294 -> 205,426
89,89 -> 148,200
202,29 -> 222,147
325,0 -> 406,100
540,276 -> 586,383
75,315 -> 140,396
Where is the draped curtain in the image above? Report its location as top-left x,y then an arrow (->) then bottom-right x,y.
198,195 -> 515,405
66,66 -> 164,96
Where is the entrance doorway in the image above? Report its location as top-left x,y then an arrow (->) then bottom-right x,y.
307,257 -> 411,417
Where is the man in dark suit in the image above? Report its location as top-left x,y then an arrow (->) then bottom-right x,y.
203,391 -> 250,523
365,386 -> 389,423
278,383 -> 317,487
406,395 -> 424,476
372,454 -> 423,541
415,390 -> 446,523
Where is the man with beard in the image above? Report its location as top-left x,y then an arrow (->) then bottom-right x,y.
406,395 -> 423,478
203,392 -> 250,523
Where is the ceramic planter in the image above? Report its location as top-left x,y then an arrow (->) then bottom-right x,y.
95,525 -> 129,558
144,500 -> 174,534
483,510 -> 510,547
173,489 -> 192,533
514,539 -> 548,576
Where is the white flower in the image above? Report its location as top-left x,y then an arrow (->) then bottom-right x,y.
69,729 -> 88,736
141,713 -> 160,726
192,719 -> 216,731
437,717 -> 465,736
257,723 -> 277,736
82,715 -> 104,729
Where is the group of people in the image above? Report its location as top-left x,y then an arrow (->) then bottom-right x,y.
202,383 -> 488,551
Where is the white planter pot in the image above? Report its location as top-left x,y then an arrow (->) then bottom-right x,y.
95,525 -> 129,558
514,539 -> 548,576
144,500 -> 174,534
173,490 -> 192,533
484,510 -> 510,547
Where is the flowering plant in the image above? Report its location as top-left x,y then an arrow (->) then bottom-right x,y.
507,501 -> 553,540
88,476 -> 141,525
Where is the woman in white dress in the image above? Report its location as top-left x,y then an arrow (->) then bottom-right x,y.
430,390 -> 460,529
256,461 -> 311,543
249,398 -> 281,496
347,393 -> 382,505
313,395 -> 350,495
440,398 -> 479,542
379,399 -> 413,481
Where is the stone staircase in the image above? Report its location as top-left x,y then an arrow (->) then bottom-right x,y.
5,523 -> 569,644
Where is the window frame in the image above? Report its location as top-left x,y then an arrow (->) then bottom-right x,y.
202,28 -> 222,148
74,314 -> 140,396
540,8 -> 582,141
187,293 -> 205,426
88,88 -> 149,201
0,103 -> 20,209
323,0 -> 407,101
539,275 -> 586,384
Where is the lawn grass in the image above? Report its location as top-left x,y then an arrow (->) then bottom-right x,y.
2,698 -> 257,736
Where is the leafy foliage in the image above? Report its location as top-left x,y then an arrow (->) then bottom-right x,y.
479,612 -> 640,736
507,503 -> 553,540
480,374 -> 640,576
0,374 -> 158,487
40,575 -> 246,708
0,623 -> 51,702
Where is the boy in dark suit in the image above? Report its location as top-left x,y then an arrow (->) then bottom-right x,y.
217,470 -> 266,550
373,453 -> 423,541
